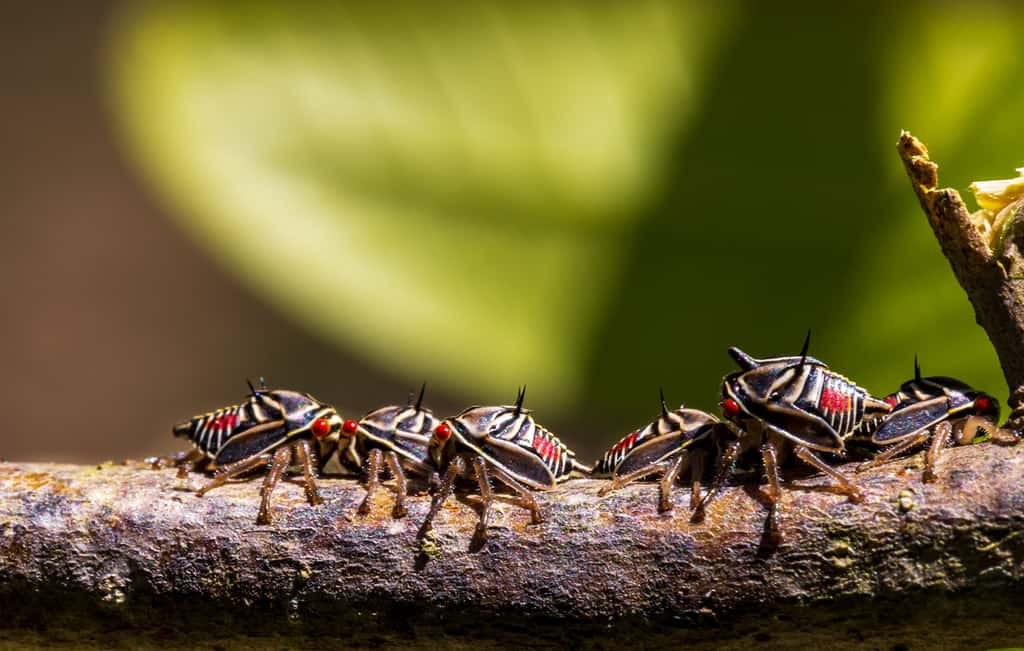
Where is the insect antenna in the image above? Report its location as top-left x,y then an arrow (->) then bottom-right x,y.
514,386 -> 526,417
246,378 -> 260,396
914,355 -> 922,382
415,382 -> 427,412
659,387 -> 669,417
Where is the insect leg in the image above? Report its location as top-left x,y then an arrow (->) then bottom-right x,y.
358,448 -> 384,516
418,456 -> 466,537
487,462 -> 542,525
761,439 -> 784,544
158,449 -> 206,477
257,445 -> 293,525
960,414 -> 1021,446
657,453 -> 687,513
688,448 -> 707,511
598,461 -> 669,497
294,439 -> 323,506
472,456 -> 494,539
923,421 -> 952,483
195,454 -> 270,497
691,438 -> 741,522
859,431 -> 930,471
793,445 -> 864,503
384,450 -> 408,518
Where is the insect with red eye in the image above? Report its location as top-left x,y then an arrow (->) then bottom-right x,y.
594,389 -> 731,513
857,358 -> 1019,481
697,333 -> 891,542
172,379 -> 343,524
318,383 -> 438,519
420,387 -> 590,541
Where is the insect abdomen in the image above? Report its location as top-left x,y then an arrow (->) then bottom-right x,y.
593,428 -> 644,477
530,425 -> 585,481
174,404 -> 245,457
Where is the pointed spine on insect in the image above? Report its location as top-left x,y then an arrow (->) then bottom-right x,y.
320,383 -> 438,519
858,357 -> 1018,481
420,387 -> 589,541
699,332 -> 891,542
594,388 -> 727,513
172,379 -> 343,524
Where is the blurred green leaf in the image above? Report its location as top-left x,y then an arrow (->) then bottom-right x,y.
108,0 -> 734,408
108,0 -> 1024,439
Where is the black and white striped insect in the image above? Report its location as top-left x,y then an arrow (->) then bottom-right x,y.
420,387 -> 590,541
319,384 -> 438,519
858,359 -> 1018,481
700,334 -> 891,541
172,380 -> 343,524
594,389 -> 728,513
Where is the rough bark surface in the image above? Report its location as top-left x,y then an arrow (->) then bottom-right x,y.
2,445 -> 1024,649
898,132 -> 1024,431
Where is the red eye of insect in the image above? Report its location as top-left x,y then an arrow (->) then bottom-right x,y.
312,418 -> 332,439
721,398 -> 741,419
434,422 -> 452,441
884,395 -> 899,408
341,419 -> 359,436
975,396 -> 993,413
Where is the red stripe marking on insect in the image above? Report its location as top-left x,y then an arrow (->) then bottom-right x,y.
612,431 -> 639,453
820,387 -> 849,412
211,413 -> 238,431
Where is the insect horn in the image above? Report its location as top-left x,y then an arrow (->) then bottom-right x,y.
727,347 -> 759,371
659,387 -> 669,417
778,329 -> 813,375
798,329 -> 811,368
514,386 -> 526,417
914,355 -> 922,382
415,382 -> 427,412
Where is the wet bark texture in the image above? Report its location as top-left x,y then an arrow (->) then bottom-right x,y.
2,444 -> 1024,649
898,132 -> 1024,432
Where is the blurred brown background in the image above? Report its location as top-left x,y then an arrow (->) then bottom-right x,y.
1,2 -> 459,462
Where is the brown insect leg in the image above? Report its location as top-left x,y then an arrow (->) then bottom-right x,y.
793,445 -> 864,503
294,439 -> 323,506
858,431 -> 930,471
598,462 -> 668,497
164,449 -> 206,477
657,453 -> 687,513
691,438 -> 741,522
960,414 -> 1021,446
384,451 -> 408,518
688,449 -> 707,511
256,445 -> 293,525
922,420 -> 953,482
472,456 -> 494,538
761,440 -> 784,544
358,448 -> 384,516
418,456 -> 466,537
195,454 -> 270,497
487,463 -> 542,525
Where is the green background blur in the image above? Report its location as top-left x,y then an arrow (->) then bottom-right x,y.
3,1 -> 1023,463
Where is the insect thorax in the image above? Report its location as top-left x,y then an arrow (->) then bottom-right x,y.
594,408 -> 716,476
450,405 -> 581,481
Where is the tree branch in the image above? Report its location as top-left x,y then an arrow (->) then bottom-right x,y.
898,131 -> 1024,430
2,445 -> 1024,648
